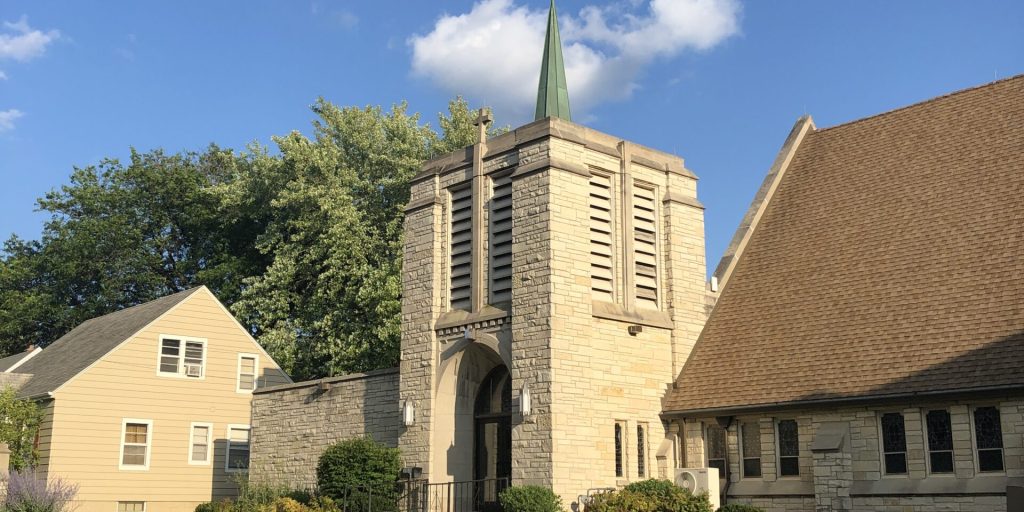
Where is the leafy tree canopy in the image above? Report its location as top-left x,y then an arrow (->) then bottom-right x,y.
0,98 -> 486,379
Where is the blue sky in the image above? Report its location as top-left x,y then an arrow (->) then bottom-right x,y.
1,1 -> 1022,271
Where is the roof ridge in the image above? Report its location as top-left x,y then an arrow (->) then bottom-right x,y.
817,73 -> 1024,133
96,286 -> 202,317
41,286 -> 202,348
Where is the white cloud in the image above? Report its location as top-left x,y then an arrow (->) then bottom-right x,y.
0,70 -> 7,80
409,0 -> 740,120
335,10 -> 359,29
0,109 -> 24,132
0,16 -> 61,62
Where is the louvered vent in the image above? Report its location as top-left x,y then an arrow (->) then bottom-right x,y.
489,174 -> 513,304
450,186 -> 473,311
633,185 -> 659,309
590,174 -> 615,302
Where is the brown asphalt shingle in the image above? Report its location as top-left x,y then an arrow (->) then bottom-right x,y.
664,76 -> 1024,414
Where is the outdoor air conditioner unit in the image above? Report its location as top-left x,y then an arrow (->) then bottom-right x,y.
674,468 -> 720,510
185,364 -> 203,378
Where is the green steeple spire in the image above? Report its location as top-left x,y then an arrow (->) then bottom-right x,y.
535,0 -> 571,121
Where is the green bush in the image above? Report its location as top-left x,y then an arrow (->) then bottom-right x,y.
315,437 -> 403,507
498,485 -> 563,512
195,483 -> 327,512
194,501 -> 232,512
586,479 -> 712,512
717,504 -> 765,512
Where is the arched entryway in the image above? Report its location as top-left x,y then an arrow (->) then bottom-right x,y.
474,365 -> 512,482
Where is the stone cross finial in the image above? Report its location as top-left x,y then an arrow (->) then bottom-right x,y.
474,108 -> 493,144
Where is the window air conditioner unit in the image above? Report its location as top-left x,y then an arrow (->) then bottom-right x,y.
674,468 -> 720,510
185,364 -> 203,378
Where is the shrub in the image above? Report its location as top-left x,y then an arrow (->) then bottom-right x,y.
498,485 -> 563,512
267,497 -> 305,512
195,500 -> 233,512
718,504 -> 765,512
315,437 -> 402,504
193,480 -> 338,512
586,478 -> 712,512
4,470 -> 79,512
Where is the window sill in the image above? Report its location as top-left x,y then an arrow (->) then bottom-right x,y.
727,479 -> 812,497
592,301 -> 672,329
156,372 -> 205,381
851,475 -> 1020,495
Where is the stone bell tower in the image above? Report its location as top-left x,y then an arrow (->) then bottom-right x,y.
397,0 -> 710,505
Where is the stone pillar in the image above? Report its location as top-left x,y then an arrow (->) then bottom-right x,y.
810,422 -> 851,512
398,177 -> 444,480
662,171 -> 709,378
508,161 -> 556,489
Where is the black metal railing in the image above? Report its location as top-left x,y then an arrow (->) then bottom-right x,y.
417,478 -> 510,512
331,478 -> 509,512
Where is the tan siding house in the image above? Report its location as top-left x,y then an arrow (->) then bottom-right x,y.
10,287 -> 290,512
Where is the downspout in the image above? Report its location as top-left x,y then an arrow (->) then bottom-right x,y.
715,416 -> 734,505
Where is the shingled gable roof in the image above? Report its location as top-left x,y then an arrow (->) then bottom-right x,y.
14,287 -> 202,398
0,347 -> 40,373
664,75 -> 1024,415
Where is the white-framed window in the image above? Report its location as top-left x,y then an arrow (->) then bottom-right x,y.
740,422 -> 762,478
972,406 -> 1005,473
776,419 -> 800,477
119,419 -> 153,470
157,335 -> 207,379
225,424 -> 251,473
188,422 -> 213,465
924,409 -> 954,474
879,412 -> 908,475
705,423 -> 727,478
117,502 -> 146,512
637,422 -> 649,478
237,353 -> 259,392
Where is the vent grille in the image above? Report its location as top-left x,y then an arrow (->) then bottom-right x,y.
450,186 -> 473,310
489,174 -> 513,304
633,185 -> 659,309
590,174 -> 615,302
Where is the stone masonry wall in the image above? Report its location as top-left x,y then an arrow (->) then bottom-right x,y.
681,397 -> 1023,512
393,117 -> 708,505
249,369 -> 401,490
812,450 -> 852,511
542,136 -> 707,506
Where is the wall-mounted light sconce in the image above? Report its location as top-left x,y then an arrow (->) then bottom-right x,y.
520,384 -> 532,417
628,324 -> 643,336
402,399 -> 415,426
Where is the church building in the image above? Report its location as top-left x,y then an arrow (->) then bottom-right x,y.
249,2 -> 1024,511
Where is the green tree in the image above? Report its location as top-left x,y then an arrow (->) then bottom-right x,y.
0,97 -> 486,380
0,387 -> 44,470
231,98 -> 482,379
0,146 -> 265,355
